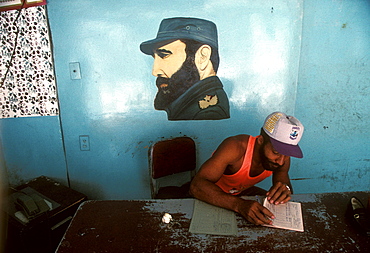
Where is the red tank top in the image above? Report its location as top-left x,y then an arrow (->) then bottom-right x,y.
215,136 -> 273,195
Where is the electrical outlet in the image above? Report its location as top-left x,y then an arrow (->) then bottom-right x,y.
79,135 -> 90,151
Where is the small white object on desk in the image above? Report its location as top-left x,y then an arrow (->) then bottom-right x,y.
162,213 -> 172,224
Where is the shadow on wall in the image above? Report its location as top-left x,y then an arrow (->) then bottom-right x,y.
69,179 -> 105,200
5,167 -> 26,188
0,137 -> 8,253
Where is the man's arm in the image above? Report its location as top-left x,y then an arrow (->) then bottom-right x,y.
266,157 -> 292,204
190,136 -> 274,225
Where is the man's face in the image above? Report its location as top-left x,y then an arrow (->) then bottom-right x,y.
259,141 -> 286,172
151,40 -> 200,110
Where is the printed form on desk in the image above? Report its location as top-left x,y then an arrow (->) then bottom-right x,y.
189,199 -> 238,236
262,198 -> 304,232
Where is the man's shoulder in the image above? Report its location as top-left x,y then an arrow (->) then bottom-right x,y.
216,135 -> 253,167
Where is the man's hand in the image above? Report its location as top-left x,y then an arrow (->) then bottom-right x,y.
237,200 -> 275,225
266,182 -> 291,205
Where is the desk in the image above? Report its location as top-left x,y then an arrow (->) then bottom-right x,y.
5,176 -> 87,253
57,191 -> 370,252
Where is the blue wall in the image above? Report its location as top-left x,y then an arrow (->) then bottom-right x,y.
1,0 -> 369,200
0,116 -> 67,185
293,0 -> 370,192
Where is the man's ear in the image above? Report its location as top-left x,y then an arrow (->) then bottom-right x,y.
257,135 -> 264,145
195,45 -> 212,72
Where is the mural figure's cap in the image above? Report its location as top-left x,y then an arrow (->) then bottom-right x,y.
140,17 -> 218,55
262,112 -> 304,158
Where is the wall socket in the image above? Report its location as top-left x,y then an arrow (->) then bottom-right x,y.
79,135 -> 90,151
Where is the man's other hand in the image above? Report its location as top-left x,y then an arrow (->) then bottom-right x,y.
266,182 -> 292,205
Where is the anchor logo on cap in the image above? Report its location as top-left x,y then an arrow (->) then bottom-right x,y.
290,127 -> 300,140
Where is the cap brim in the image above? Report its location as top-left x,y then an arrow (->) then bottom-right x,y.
270,138 -> 303,158
140,38 -> 178,55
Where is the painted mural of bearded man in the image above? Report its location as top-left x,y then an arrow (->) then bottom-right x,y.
140,17 -> 230,120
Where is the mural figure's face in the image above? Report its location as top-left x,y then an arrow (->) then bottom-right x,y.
152,40 -> 200,110
152,40 -> 187,79
259,140 -> 287,172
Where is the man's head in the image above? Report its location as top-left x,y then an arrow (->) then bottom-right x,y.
140,17 -> 220,109
258,112 -> 304,171
262,112 -> 304,158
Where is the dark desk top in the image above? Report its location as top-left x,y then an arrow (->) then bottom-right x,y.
57,191 -> 370,253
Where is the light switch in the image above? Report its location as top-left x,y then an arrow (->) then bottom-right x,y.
69,62 -> 81,80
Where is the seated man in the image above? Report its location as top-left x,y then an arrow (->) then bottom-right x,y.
190,112 -> 304,225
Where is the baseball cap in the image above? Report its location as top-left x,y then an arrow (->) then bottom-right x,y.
140,17 -> 218,55
262,112 -> 304,158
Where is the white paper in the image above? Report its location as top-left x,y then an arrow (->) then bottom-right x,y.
262,198 -> 304,232
189,199 -> 238,236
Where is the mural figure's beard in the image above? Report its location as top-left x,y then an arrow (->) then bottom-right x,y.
154,56 -> 200,110
259,144 -> 284,172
